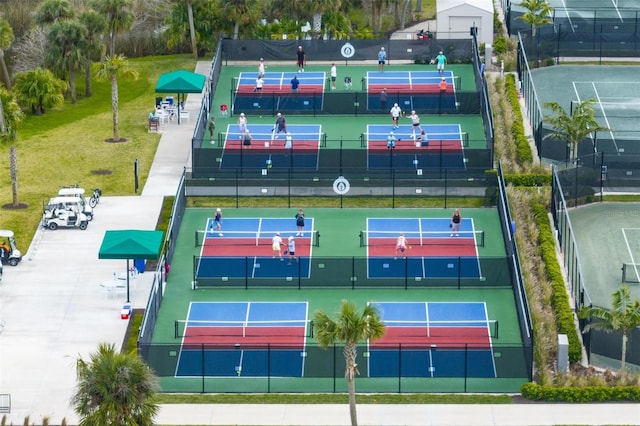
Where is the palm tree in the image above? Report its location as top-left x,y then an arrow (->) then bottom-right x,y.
35,0 -> 75,25
91,0 -> 135,56
12,67 -> 67,115
543,99 -> 608,163
94,54 -> 139,142
0,19 -> 15,90
313,300 -> 386,426
46,19 -> 87,104
306,0 -> 341,38
579,285 -> 640,370
79,10 -> 107,98
0,88 -> 26,208
517,0 -> 553,37
222,0 -> 260,40
72,343 -> 159,425
186,0 -> 198,60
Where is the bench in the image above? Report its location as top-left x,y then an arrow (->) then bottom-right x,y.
0,394 -> 11,413
148,118 -> 159,132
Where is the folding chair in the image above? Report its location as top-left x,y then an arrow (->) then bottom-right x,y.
344,77 -> 352,90
219,104 -> 228,117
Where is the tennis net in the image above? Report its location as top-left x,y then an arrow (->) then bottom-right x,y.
195,229 -> 320,247
361,131 -> 468,147
574,100 -> 640,119
359,229 -> 484,247
218,132 -> 326,147
622,263 -> 640,284
364,75 -> 461,91
175,319 -> 314,338
382,319 -> 498,338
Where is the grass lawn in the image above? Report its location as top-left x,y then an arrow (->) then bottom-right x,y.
0,54 -> 195,253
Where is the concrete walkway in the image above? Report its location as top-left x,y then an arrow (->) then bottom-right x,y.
0,50 -> 639,426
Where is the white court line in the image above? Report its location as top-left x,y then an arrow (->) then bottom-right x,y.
560,0 -> 576,32
622,228 -> 640,283
611,0 -> 624,22
591,82 -> 620,154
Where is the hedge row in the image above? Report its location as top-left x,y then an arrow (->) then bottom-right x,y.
532,204 -> 582,363
505,74 -> 534,164
521,382 -> 640,402
503,173 -> 551,187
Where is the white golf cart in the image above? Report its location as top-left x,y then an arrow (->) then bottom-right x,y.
0,230 -> 21,266
42,198 -> 89,230
57,187 -> 94,220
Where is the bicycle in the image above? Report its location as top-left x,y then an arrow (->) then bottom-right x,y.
89,188 -> 102,208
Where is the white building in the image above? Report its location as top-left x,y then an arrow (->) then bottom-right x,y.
436,0 -> 494,45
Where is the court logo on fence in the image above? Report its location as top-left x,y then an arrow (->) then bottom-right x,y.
341,43 -> 355,59
333,176 -> 350,194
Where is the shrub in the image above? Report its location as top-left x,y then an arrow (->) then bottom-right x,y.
493,36 -> 508,55
521,382 -> 640,402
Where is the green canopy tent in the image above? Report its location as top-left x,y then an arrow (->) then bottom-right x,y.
98,230 -> 163,302
155,70 -> 206,124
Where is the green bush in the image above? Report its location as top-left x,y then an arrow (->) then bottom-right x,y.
532,205 -> 582,363
504,173 -> 551,187
505,74 -> 534,164
493,36 -> 508,55
521,382 -> 640,402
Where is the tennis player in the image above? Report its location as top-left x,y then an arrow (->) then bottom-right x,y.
390,103 -> 402,129
295,208 -> 305,236
408,110 -> 424,140
212,208 -> 222,236
387,131 -> 396,149
450,208 -> 461,237
439,77 -> 447,92
287,236 -> 296,264
272,112 -> 287,140
435,51 -> 447,76
395,233 -> 407,257
258,58 -> 266,77
237,112 -> 247,134
272,232 -> 284,259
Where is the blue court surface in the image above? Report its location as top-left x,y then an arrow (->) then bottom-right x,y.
366,70 -> 458,111
219,124 -> 322,170
366,123 -> 466,170
197,217 -> 315,279
365,217 -> 482,279
233,71 -> 325,113
368,302 -> 497,378
175,302 -> 309,377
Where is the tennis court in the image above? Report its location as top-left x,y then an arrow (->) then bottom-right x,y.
218,124 -> 323,170
362,218 -> 481,279
531,65 -> 640,160
233,71 -> 325,113
365,124 -> 466,169
195,217 -> 317,279
366,70 -> 459,111
369,302 -> 496,378
175,301 -> 310,377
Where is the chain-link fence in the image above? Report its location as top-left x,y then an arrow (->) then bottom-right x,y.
140,341 -> 531,393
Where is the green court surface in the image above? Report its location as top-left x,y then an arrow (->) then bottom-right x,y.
569,202 -> 640,308
149,207 -> 528,393
206,64 -> 485,150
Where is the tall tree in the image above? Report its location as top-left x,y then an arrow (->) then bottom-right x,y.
79,10 -> 106,98
12,67 -> 67,115
0,88 -> 25,208
305,0 -> 341,38
0,18 -> 15,90
35,0 -> 75,25
167,0 -> 218,55
543,99 -> 608,163
46,19 -> 87,103
72,343 -> 159,425
579,285 -> 640,371
186,0 -> 198,60
91,0 -> 135,56
313,300 -> 386,426
517,0 -> 553,37
222,0 -> 260,40
93,54 -> 139,142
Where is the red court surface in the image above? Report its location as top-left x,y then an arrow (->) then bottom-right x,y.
236,84 -> 324,95
373,326 -> 491,349
183,326 -> 306,347
368,140 -> 462,152
202,238 -> 312,257
367,238 -> 478,258
368,83 -> 453,94
224,139 -> 320,152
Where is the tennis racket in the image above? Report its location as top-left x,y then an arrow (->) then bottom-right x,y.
284,250 -> 289,255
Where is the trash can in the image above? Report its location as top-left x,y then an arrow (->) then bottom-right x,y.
134,259 -> 146,274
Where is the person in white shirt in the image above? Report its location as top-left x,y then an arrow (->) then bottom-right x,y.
272,232 -> 284,259
254,75 -> 264,97
258,58 -> 265,77
390,103 -> 402,129
237,112 -> 247,134
408,110 -> 424,139
330,63 -> 337,90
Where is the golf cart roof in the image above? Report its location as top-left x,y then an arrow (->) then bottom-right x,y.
49,196 -> 84,205
58,187 -> 86,196
0,230 -> 14,238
